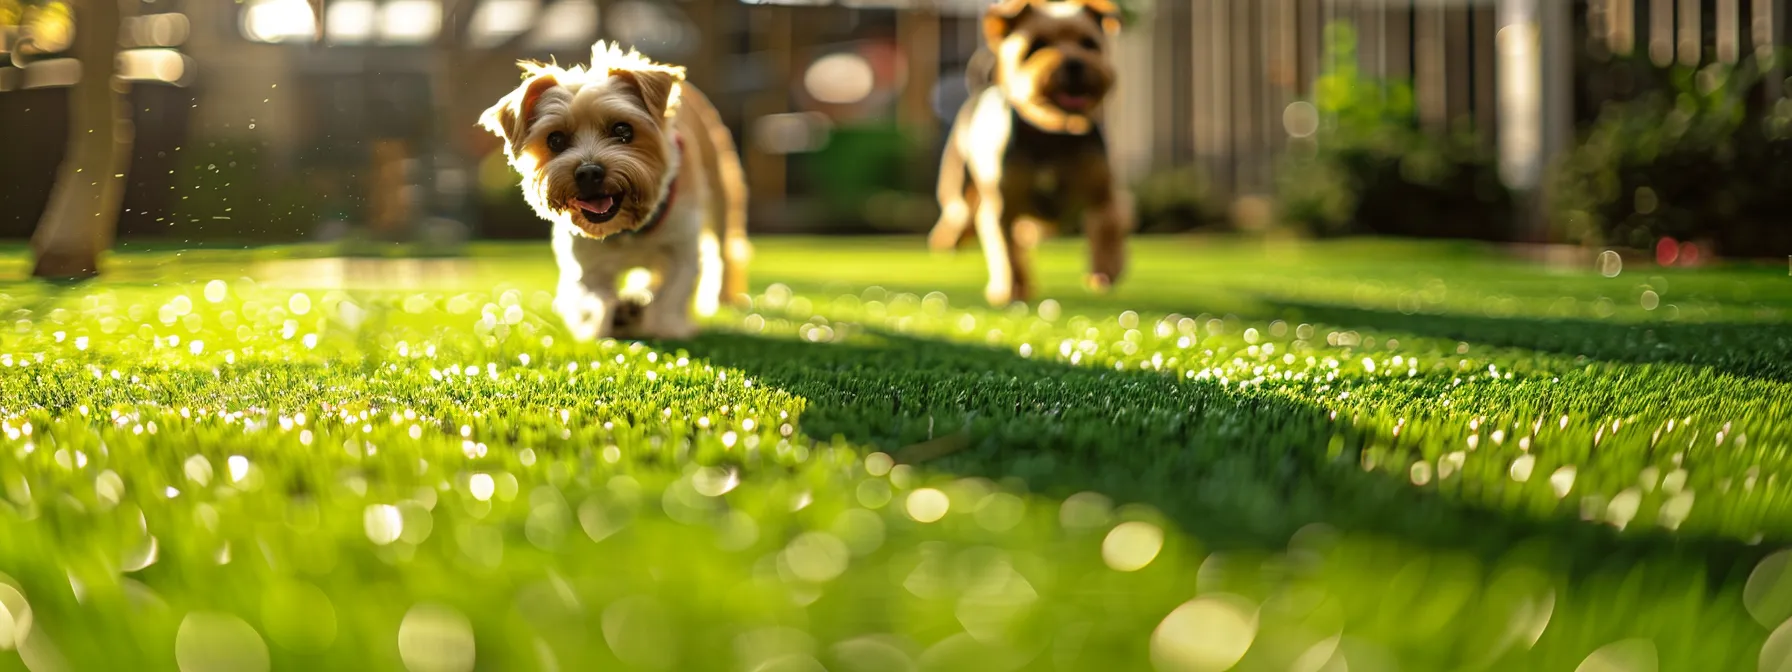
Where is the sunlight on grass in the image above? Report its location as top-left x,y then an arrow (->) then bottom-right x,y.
0,238 -> 1789,669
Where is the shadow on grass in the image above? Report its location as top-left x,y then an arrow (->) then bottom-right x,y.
1268,301 -> 1792,383
679,328 -> 1773,581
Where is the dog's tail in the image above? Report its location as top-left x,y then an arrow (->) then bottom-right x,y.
684,86 -> 751,309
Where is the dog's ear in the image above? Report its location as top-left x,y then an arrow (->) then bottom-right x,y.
610,66 -> 686,123
1078,0 -> 1123,35
983,0 -> 1035,50
479,68 -> 559,157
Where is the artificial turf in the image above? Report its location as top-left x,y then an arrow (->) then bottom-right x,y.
0,236 -> 1790,671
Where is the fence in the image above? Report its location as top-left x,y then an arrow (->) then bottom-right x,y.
1109,0 -> 1789,208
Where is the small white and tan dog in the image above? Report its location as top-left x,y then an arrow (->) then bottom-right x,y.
480,42 -> 749,340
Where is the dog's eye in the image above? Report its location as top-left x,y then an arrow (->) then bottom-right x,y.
1026,39 -> 1048,57
546,131 -> 570,153
611,122 -> 634,144
1080,37 -> 1101,52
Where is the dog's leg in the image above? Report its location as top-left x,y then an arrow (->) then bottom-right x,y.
1084,189 -> 1131,292
693,230 -> 725,319
973,184 -> 1020,306
641,248 -> 700,340
929,133 -> 974,252
556,272 -> 619,342
1009,216 -> 1044,303
553,233 -> 620,341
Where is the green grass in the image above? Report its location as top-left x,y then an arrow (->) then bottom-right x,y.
1,236 -> 1791,671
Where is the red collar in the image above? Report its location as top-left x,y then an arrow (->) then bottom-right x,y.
632,135 -> 684,235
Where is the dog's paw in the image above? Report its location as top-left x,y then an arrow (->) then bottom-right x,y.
637,315 -> 699,341
560,310 -> 611,342
927,226 -> 962,253
607,299 -> 649,339
983,285 -> 1013,307
1085,273 -> 1114,293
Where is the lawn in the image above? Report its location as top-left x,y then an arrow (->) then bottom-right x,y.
1,236 -> 1790,671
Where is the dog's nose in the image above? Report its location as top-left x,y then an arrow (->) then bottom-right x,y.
1062,58 -> 1087,78
575,164 -> 607,195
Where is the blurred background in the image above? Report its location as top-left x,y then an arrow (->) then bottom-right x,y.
2,0 -> 1790,260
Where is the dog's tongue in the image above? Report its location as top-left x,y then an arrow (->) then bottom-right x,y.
575,196 -> 615,215
1054,94 -> 1093,112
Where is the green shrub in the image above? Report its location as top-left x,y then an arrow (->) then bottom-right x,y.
1548,56 -> 1792,257
1276,23 -> 1514,241
1131,165 -> 1224,233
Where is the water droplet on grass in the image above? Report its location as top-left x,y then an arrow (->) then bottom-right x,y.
184,456 -> 213,486
0,582 -> 31,651
204,280 -> 228,303
468,474 -> 496,502
1550,466 -> 1577,498
364,505 -> 403,545
905,488 -> 949,523
1575,638 -> 1656,672
602,596 -> 676,670
1150,594 -> 1258,672
261,581 -> 337,651
1102,521 -> 1165,572
1598,250 -> 1623,277
398,603 -> 475,672
1510,455 -> 1536,483
1060,492 -> 1113,531
782,532 -> 850,583
176,612 -> 269,672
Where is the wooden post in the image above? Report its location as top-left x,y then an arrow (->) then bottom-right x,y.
745,5 -> 793,211
1183,0 -> 1207,172
1153,0 -> 1177,169
1445,3 -> 1472,126
897,5 -> 941,142
1679,0 -> 1703,66
1758,0 -> 1783,99
1719,0 -> 1741,62
1495,0 -> 1573,242
1415,0 -> 1447,132
1650,0 -> 1674,66
1230,0 -> 1260,192
687,0 -> 723,97
432,0 -> 477,233
1473,5 -> 1497,139
31,0 -> 134,278
1205,0 -> 1233,194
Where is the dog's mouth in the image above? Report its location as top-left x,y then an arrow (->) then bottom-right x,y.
573,192 -> 625,224
1051,92 -> 1097,113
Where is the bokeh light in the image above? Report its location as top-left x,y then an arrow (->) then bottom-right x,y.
1101,521 -> 1164,572
398,603 -> 476,672
1150,595 -> 1259,672
240,0 -> 317,44
175,612 -> 270,672
905,488 -> 950,523
804,52 -> 876,105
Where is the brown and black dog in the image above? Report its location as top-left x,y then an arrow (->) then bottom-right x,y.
930,0 -> 1130,306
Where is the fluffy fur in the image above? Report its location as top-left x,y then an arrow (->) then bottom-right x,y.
930,0 -> 1132,306
480,42 -> 749,341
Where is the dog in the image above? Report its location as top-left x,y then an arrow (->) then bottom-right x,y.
480,42 -> 749,341
929,0 -> 1130,306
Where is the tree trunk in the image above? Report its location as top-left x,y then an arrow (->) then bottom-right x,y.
31,0 -> 133,279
